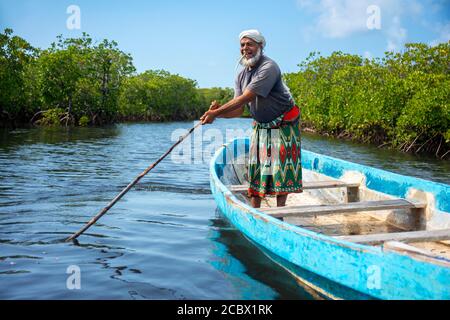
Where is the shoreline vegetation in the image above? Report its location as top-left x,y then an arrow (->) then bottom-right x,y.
1,29 -> 448,158
284,45 -> 449,159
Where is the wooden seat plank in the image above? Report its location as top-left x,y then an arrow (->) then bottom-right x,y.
259,199 -> 426,218
229,180 -> 360,192
335,229 -> 450,245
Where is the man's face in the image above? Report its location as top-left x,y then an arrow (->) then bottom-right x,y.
240,37 -> 260,59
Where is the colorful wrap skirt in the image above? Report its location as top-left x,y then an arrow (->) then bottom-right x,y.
248,106 -> 303,198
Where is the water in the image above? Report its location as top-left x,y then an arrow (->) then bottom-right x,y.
0,118 -> 448,299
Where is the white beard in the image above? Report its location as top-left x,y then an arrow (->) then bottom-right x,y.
239,48 -> 262,68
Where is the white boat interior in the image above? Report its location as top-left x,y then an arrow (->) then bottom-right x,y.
223,154 -> 450,263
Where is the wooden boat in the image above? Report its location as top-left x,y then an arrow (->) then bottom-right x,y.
210,137 -> 450,300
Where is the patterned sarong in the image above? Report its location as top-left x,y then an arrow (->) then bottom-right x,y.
248,107 -> 303,198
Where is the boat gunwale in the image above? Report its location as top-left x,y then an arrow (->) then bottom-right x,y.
210,138 -> 450,264
210,138 -> 450,299
210,140 -> 382,254
301,146 -> 450,213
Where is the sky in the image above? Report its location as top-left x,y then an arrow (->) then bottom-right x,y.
0,0 -> 449,88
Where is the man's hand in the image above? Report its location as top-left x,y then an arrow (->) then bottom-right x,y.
200,109 -> 217,125
199,100 -> 220,125
200,89 -> 255,124
209,100 -> 221,111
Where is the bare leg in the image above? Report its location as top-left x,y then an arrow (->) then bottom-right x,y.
251,196 -> 262,208
277,194 -> 288,207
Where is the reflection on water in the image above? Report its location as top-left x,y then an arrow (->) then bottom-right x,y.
0,126 -> 121,151
0,119 -> 448,299
208,213 -> 329,300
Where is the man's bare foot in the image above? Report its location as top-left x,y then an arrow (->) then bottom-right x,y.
277,194 -> 288,207
251,196 -> 261,208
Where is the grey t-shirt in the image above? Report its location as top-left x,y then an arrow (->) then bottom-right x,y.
234,55 -> 295,123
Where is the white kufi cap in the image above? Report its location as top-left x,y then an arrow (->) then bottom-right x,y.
239,29 -> 266,48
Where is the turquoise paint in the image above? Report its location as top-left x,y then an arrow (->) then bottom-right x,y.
301,149 -> 450,213
225,137 -> 449,212
210,138 -> 450,300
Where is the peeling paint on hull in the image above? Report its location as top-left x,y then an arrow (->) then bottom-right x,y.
210,138 -> 450,300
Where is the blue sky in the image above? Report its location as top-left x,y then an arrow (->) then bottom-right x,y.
0,0 -> 449,88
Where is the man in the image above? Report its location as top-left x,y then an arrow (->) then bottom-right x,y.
201,29 -> 302,208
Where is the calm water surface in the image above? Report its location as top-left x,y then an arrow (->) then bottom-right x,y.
0,118 -> 448,299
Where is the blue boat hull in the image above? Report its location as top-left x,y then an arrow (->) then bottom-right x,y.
210,138 -> 450,300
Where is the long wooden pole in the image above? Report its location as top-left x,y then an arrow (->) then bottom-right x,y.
66,121 -> 202,242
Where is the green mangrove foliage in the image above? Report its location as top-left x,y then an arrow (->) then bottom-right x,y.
0,28 -> 38,124
1,29 -> 448,157
118,70 -> 204,121
0,30 -> 136,126
197,87 -> 234,106
284,42 -> 449,158
196,87 -> 253,117
1,29 -> 230,126
33,33 -> 136,126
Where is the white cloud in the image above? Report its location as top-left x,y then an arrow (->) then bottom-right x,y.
297,0 -> 381,38
364,51 -> 372,59
297,0 -> 424,51
300,25 -> 315,43
430,22 -> 450,46
297,0 -> 315,8
427,0 -> 448,14
409,1 -> 424,15
386,16 -> 407,52
316,0 -> 374,38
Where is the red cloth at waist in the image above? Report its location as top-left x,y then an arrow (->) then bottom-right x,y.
282,105 -> 300,122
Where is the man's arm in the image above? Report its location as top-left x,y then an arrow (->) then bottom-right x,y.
201,89 -> 256,124
219,106 -> 245,118
208,100 -> 244,118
